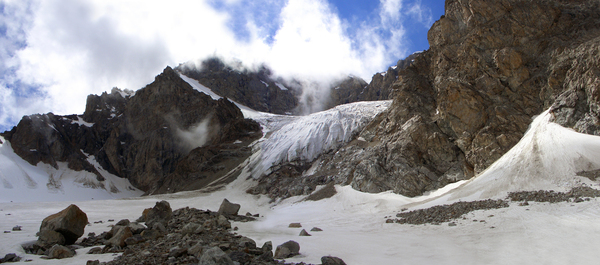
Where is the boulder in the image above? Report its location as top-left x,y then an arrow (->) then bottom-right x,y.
106,226 -> 133,247
274,240 -> 300,259
217,199 -> 240,216
321,256 -> 347,265
46,244 -> 75,259
145,201 -> 172,228
127,222 -> 146,234
198,246 -> 234,265
39,204 -> 88,245
115,219 -> 130,226
238,237 -> 256,249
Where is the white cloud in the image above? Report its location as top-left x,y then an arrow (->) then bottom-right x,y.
0,0 -> 426,130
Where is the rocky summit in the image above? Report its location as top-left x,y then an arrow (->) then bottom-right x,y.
2,66 -> 261,195
250,0 -> 600,198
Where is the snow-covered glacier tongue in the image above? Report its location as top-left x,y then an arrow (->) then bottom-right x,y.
248,100 -> 392,179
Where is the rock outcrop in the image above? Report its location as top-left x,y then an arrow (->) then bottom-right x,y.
2,66 -> 262,194
251,0 -> 600,198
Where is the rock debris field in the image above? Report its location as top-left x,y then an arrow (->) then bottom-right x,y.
389,186 -> 600,225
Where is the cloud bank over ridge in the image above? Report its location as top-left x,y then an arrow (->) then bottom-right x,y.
0,0 -> 435,130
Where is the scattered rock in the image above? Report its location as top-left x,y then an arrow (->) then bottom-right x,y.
188,242 -> 204,258
46,244 -> 75,259
11,225 -> 21,231
299,229 -> 311,236
86,260 -> 100,265
127,222 -> 146,234
448,222 -> 457,227
394,199 -> 508,225
321,256 -> 347,265
39,204 -> 88,245
136,208 -> 152,222
238,237 -> 257,249
519,201 -> 529,206
310,227 -> 323,232
288,223 -> 302,228
274,240 -> 300,259
218,199 -> 241,216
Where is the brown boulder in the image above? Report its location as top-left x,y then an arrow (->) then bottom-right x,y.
39,204 -> 88,245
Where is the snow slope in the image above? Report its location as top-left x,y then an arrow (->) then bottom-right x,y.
410,109 -> 600,208
0,136 -> 142,203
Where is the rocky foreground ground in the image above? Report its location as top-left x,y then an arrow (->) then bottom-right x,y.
2,199 -> 346,265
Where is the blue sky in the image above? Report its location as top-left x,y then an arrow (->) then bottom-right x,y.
0,0 -> 444,132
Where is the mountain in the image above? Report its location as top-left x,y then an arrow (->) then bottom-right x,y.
1,67 -> 261,197
250,0 -> 600,198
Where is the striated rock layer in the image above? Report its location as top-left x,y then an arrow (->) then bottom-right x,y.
255,0 -> 600,198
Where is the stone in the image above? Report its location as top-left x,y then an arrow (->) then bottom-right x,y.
299,229 -> 311,236
310,227 -> 323,232
86,260 -> 100,265
288,222 -> 302,228
12,225 -> 21,231
261,241 -> 273,252
274,240 -> 300,259
145,201 -> 172,228
168,247 -> 187,257
87,247 -> 102,254
140,229 -> 163,241
217,199 -> 240,216
321,256 -> 347,265
137,208 -> 152,222
106,226 -> 133,247
47,244 -> 75,259
188,242 -> 204,258
115,219 -> 130,226
217,215 -> 231,229
36,229 -> 66,249
238,237 -> 256,249
124,234 -> 144,246
127,222 -> 146,234
181,222 -> 200,235
39,204 -> 88,245
0,253 -> 21,263
198,246 -> 234,265
229,251 -> 251,264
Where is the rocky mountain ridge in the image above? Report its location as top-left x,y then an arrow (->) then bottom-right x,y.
2,67 -> 261,195
251,0 -> 600,199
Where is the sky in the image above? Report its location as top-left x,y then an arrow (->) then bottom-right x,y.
0,0 -> 444,132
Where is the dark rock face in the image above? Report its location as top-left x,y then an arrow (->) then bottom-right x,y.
177,58 -> 299,115
177,57 -> 393,114
2,66 -> 262,194
39,204 -> 88,245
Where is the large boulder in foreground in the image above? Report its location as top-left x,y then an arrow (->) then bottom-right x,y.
39,204 -> 88,245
